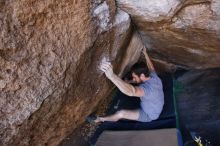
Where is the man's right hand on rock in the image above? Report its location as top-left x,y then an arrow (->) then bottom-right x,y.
99,61 -> 114,79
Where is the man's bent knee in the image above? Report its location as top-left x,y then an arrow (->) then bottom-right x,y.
116,110 -> 127,119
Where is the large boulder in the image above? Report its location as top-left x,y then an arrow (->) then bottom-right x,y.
1,0 -> 220,145
0,1 -> 141,145
117,0 -> 220,69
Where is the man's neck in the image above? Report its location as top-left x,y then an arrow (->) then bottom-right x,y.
142,77 -> 150,82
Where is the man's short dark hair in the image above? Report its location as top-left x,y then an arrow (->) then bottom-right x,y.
131,62 -> 149,77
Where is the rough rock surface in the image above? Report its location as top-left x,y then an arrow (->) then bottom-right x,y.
117,0 -> 220,69
118,32 -> 144,76
0,0 -> 139,145
1,0 -> 220,146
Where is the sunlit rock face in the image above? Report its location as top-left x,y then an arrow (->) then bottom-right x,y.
117,0 -> 220,69
0,0 -> 139,145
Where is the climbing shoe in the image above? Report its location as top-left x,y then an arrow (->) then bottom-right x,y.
86,115 -> 98,124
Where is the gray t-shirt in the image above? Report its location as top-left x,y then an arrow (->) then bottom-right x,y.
138,71 -> 164,120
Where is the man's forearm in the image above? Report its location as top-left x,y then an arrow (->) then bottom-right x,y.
108,73 -> 135,96
144,51 -> 155,71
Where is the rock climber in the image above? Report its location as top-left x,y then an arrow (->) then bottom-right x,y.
88,47 -> 164,123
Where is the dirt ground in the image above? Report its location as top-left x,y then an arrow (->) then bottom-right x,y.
59,89 -> 116,146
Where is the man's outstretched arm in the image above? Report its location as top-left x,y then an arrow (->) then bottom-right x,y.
100,61 -> 144,97
142,47 -> 155,72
